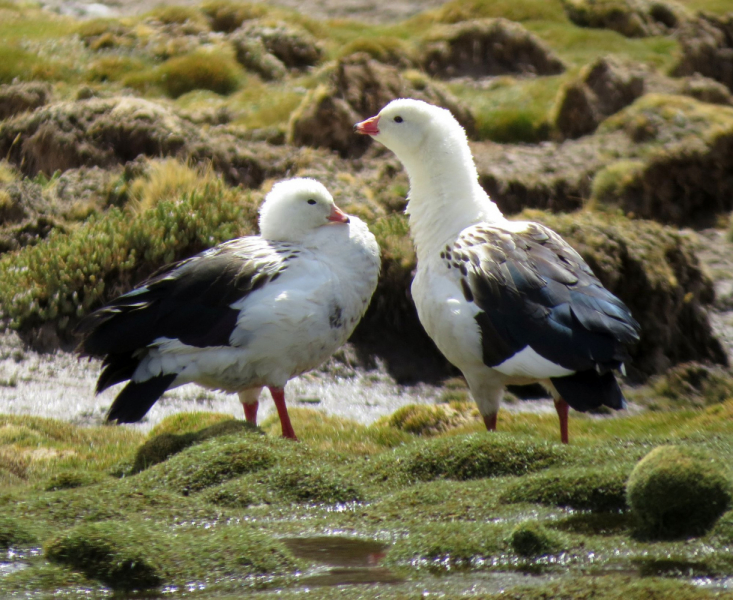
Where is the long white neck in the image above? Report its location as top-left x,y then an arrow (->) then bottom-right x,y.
398,135 -> 505,263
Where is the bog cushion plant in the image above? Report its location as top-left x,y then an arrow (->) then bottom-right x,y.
158,49 -> 243,97
626,445 -> 732,539
0,182 -> 259,334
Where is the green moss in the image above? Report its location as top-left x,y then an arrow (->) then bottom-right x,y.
510,521 -> 564,556
204,463 -> 364,507
131,418 -> 257,474
711,510 -> 733,543
382,401 -> 478,436
627,445 -> 732,539
431,0 -> 568,24
201,0 -> 267,33
148,5 -> 209,28
562,0 -> 690,38
86,56 -> 150,83
497,576 -> 725,599
387,520 -> 509,568
44,519 -> 298,589
501,466 -> 631,511
158,50 -> 244,98
590,159 -> 645,205
0,515 -> 36,549
0,182 -> 258,334
648,363 -> 733,408
45,521 -> 165,590
337,36 -> 415,66
0,564 -> 99,594
452,75 -> 562,143
136,433 -> 284,495
45,470 -> 105,491
369,433 -> 562,484
0,44 -> 69,84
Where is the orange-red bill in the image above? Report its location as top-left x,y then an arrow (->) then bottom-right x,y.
354,115 -> 380,136
328,204 -> 350,223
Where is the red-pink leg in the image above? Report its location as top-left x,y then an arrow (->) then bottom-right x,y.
554,398 -> 569,444
483,413 -> 497,431
243,401 -> 258,424
238,389 -> 261,425
268,386 -> 298,440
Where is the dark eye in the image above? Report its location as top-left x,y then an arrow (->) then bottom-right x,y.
394,116 -> 403,123
307,199 -> 316,205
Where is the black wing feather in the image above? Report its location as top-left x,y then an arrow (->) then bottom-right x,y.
77,239 -> 291,358
76,238 -> 292,422
451,222 -> 640,412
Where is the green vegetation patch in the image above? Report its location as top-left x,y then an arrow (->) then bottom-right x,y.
626,445 -> 732,539
0,181 -> 258,334
381,401 -> 479,436
44,519 -> 298,590
0,45 -> 69,85
562,0 -> 690,38
646,362 -> 733,409
158,49 -> 244,98
131,416 -> 256,473
201,0 -> 267,33
0,515 -> 37,549
509,521 -> 565,556
387,520 -> 510,568
137,433 -> 279,495
369,433 -> 562,484
497,575 -> 725,600
501,465 -> 631,511
204,463 -> 364,507
45,470 -> 105,491
45,521 -> 166,590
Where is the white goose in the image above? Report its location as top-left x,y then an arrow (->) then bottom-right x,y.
355,99 -> 640,443
77,178 -> 381,440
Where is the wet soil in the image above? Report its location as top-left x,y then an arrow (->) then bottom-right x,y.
40,0 -> 450,23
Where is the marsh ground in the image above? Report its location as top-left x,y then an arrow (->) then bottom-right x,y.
2,0 -> 733,597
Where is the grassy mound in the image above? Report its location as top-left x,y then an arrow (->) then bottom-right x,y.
45,521 -> 165,590
369,433 -> 562,484
626,445 -> 732,539
501,466 -> 631,511
509,521 -> 565,557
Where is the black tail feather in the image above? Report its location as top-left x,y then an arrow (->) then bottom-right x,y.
550,370 -> 625,412
106,374 -> 177,424
96,354 -> 140,394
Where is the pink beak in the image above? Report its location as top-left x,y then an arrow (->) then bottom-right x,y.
328,204 -> 350,223
354,115 -> 380,136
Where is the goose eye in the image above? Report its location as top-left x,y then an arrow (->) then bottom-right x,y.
394,116 -> 403,123
307,199 -> 317,205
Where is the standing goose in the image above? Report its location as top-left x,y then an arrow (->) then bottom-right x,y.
355,99 -> 640,443
77,178 -> 380,440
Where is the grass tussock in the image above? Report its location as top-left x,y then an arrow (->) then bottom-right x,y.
200,0 -> 267,32
501,466 -> 631,511
0,179 -> 259,333
158,49 -> 244,98
0,45 -> 68,84
626,445 -> 732,539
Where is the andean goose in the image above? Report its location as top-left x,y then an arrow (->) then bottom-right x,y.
77,178 -> 380,440
355,99 -> 640,443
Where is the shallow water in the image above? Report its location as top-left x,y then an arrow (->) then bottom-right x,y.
0,331 -> 561,430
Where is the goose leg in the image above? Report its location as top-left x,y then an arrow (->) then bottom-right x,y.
238,388 -> 262,425
554,397 -> 569,444
268,386 -> 298,440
